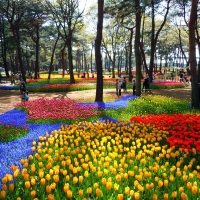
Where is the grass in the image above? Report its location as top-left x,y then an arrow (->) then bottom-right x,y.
0,123 -> 28,142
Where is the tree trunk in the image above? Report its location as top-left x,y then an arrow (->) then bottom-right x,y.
16,28 -> 26,82
128,28 -> 133,82
135,0 -> 142,96
34,24 -> 40,79
48,34 -> 60,79
189,0 -> 199,108
68,38 -> 75,84
95,0 -> 104,102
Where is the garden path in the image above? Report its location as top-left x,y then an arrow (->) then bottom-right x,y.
0,85 -> 191,114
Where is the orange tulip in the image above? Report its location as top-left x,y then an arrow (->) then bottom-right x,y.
9,184 -> 14,191
67,190 -> 73,198
181,192 -> 187,200
30,190 -> 36,197
106,181 -> 112,190
40,178 -> 46,185
191,185 -> 198,194
53,175 -> 59,183
163,193 -> 168,200
78,189 -> 83,196
172,191 -> 177,198
117,194 -> 123,200
0,191 -> 6,199
96,188 -> 102,196
47,194 -> 54,200
87,187 -> 92,194
46,185 -> 52,193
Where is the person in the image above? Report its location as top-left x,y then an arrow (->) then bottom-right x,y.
20,79 -> 26,89
132,79 -> 136,95
115,79 -> 119,95
122,77 -> 127,92
146,75 -> 150,91
24,90 -> 29,101
0,72 -> 2,83
142,78 -> 145,92
20,84 -> 26,102
118,80 -> 122,96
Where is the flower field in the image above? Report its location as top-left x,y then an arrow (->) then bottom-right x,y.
0,80 -> 199,199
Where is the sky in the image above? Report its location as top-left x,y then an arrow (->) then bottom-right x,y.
79,0 -> 95,13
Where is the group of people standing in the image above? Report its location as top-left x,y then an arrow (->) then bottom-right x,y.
116,77 -> 127,96
115,74 -> 150,96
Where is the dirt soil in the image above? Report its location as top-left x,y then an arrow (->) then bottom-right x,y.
0,85 -> 191,114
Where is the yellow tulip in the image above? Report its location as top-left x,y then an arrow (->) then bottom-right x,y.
2,184 -> 7,191
63,183 -> 70,193
67,190 -> 73,198
163,193 -> 168,200
40,178 -> 46,185
117,194 -> 123,200
172,191 -> 177,198
78,189 -> 83,196
87,187 -> 92,194
114,183 -> 119,190
30,190 -> 36,197
94,182 -> 99,189
46,185 -> 52,193
116,174 -> 121,182
125,186 -> 130,194
106,181 -> 112,190
181,192 -> 187,200
134,192 -> 140,200
73,176 -> 78,184
84,170 -> 89,178
0,191 -> 6,199
152,194 -> 158,200
187,182 -> 192,189
47,194 -> 54,200
191,185 -> 198,194
129,190 -> 135,196
96,188 -> 102,196
6,174 -> 13,182
25,181 -> 31,189
9,183 -> 14,191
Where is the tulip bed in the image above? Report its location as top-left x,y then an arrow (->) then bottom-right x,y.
0,80 -> 199,199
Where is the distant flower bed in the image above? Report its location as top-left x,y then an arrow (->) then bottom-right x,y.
15,98 -> 102,123
151,81 -> 187,89
153,81 -> 186,86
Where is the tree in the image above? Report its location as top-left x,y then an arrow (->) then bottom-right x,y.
44,0 -> 84,84
148,0 -> 171,82
3,0 -> 28,82
95,0 -> 104,102
135,0 -> 142,96
189,0 -> 199,108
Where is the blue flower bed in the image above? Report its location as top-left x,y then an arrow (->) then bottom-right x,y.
77,95 -> 139,109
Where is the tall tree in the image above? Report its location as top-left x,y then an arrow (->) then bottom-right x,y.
95,0 -> 104,102
3,0 -> 27,82
148,0 -> 171,82
189,0 -> 199,108
45,0 -> 84,84
135,0 -> 142,96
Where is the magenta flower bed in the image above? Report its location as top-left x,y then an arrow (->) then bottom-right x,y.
153,81 -> 186,86
15,98 -> 100,121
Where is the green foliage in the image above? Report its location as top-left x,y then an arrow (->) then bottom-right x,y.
103,95 -> 199,120
0,124 -> 28,142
